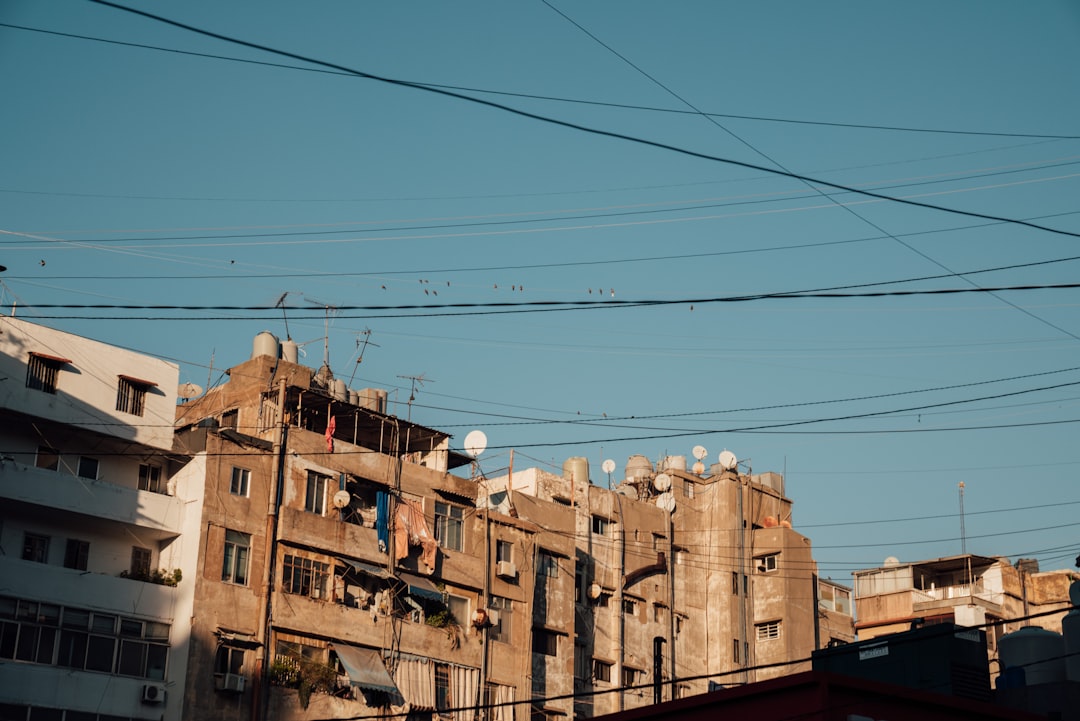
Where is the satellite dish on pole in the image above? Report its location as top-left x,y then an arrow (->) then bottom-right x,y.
656,492 -> 676,513
601,459 -> 616,475
692,445 -> 708,461
332,490 -> 351,509
718,450 -> 738,471
178,382 -> 203,400
464,430 -> 488,458
653,473 -> 672,492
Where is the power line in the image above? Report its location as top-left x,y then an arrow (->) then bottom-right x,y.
84,0 -> 1080,243
6,20 -> 1078,141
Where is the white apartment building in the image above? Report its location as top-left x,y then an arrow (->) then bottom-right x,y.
0,317 -> 201,721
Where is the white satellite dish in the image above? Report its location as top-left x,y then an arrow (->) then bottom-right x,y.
588,582 -> 603,600
692,445 -> 708,461
692,461 -> 706,475
656,492 -> 676,513
178,382 -> 203,400
332,490 -> 351,509
653,473 -> 672,492
464,430 -> 488,458
718,450 -> 738,470
601,459 -> 616,475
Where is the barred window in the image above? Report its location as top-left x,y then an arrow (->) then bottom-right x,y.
116,375 -> 155,416
26,352 -> 68,394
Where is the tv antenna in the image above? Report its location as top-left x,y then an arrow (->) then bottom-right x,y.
348,329 -> 379,387
397,373 -> 432,421
274,291 -> 292,340
303,295 -> 339,371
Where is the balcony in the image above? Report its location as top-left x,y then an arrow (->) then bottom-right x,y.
912,584 -> 1003,614
277,505 -> 383,562
0,462 -> 184,538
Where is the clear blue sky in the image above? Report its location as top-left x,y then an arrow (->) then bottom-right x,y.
3,0 -> 1079,582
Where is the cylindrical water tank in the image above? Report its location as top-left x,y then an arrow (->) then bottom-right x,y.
332,379 -> 347,401
281,339 -> 298,363
348,390 -> 359,405
562,457 -> 589,485
661,455 -> 687,471
374,389 -> 388,414
998,626 -> 1066,686
625,454 -> 653,483
252,331 -> 279,360
1063,581 -> 1080,682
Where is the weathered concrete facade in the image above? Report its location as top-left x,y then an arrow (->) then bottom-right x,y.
481,454 -> 853,717
853,554 -> 1080,675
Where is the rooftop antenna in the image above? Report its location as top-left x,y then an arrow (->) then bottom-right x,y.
303,296 -> 339,371
348,329 -> 379,387
274,292 -> 292,340
958,481 -> 967,555
397,373 -> 431,422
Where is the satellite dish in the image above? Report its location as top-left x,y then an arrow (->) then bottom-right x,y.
692,461 -> 706,475
718,450 -> 738,470
883,556 -> 901,567
464,430 -> 488,458
588,583 -> 603,600
692,445 -> 708,461
178,382 -> 203,400
615,485 -> 636,497
656,492 -> 676,513
601,459 -> 616,475
332,490 -> 351,509
653,473 -> 672,492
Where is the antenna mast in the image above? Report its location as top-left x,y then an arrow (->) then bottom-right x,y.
958,481 -> 967,555
397,373 -> 431,422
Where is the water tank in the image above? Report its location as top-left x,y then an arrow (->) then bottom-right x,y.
348,390 -> 359,405
625,455 -> 653,483
281,339 -> 299,363
252,331 -> 280,360
998,626 -> 1066,686
661,455 -> 687,471
562,457 -> 589,485
332,379 -> 347,401
1064,581 -> 1080,682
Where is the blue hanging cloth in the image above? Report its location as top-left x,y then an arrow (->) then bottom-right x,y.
376,491 -> 390,553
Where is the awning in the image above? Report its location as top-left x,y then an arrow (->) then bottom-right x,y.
215,629 -> 261,649
339,557 -> 391,579
331,644 -> 400,695
118,374 -> 158,387
397,571 -> 443,602
29,351 -> 71,364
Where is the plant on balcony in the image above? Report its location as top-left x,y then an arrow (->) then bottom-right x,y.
270,655 -> 339,709
119,568 -> 183,586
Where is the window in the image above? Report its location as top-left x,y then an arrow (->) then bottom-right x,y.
215,645 -> 245,675
683,479 -> 696,498
592,659 -> 612,682
756,620 -> 781,641
230,467 -> 251,497
731,571 -> 739,595
622,598 -> 638,616
621,667 -> 640,687
733,638 -> 740,663
496,540 -> 513,563
489,597 -> 512,644
64,540 -> 89,571
435,663 -> 451,716
0,594 -> 168,679
220,408 -> 239,430
532,628 -> 557,656
283,554 -> 329,600
26,352 -> 67,394
222,530 -> 251,585
537,551 -> 558,579
757,553 -> 779,573
22,533 -> 49,563
35,446 -> 59,471
116,376 -> 153,416
305,472 -> 328,515
138,464 -> 162,493
77,457 -> 98,480
434,501 -> 464,552
591,515 -> 609,536
652,603 -> 666,624
130,547 -> 151,579
446,595 -> 469,626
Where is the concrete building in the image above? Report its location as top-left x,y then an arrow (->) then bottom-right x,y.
481,452 -> 854,717
0,317 -> 196,720
170,334 -> 579,721
853,554 -> 1080,675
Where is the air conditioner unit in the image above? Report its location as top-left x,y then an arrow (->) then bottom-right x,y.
496,561 -> 517,579
216,673 -> 246,693
142,683 -> 166,704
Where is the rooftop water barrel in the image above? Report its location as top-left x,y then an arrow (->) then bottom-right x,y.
998,626 -> 1066,686
661,455 -> 687,471
281,339 -> 298,363
562,457 -> 589,485
252,331 -> 279,360
332,379 -> 347,401
625,454 -> 653,483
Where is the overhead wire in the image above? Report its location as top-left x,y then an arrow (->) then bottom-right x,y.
82,0 -> 1080,245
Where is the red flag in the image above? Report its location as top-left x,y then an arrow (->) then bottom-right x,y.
325,416 -> 336,452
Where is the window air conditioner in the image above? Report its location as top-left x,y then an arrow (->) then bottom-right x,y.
216,673 -> 246,693
142,683 -> 166,704
496,561 -> 517,579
